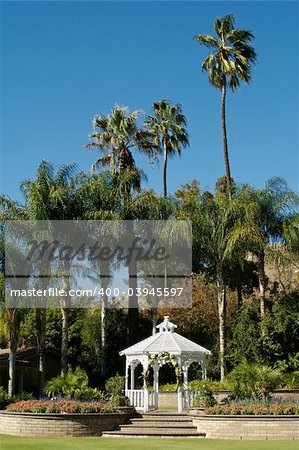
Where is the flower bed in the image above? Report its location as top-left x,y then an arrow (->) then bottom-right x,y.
5,399 -> 112,414
205,400 -> 299,415
0,400 -> 137,437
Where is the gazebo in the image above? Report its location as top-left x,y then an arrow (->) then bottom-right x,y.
120,316 -> 211,412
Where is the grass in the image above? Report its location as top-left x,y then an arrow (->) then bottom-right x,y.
0,435 -> 298,450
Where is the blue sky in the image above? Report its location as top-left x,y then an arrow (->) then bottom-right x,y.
1,1 -> 298,202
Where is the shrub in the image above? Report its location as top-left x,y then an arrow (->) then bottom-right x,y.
0,387 -> 8,409
159,383 -> 177,392
6,399 -> 114,414
44,368 -> 105,401
282,371 -> 299,389
227,361 -> 282,399
11,392 -> 33,402
105,375 -> 128,407
189,379 -> 233,392
192,381 -> 216,408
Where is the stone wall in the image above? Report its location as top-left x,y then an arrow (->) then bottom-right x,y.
191,415 -> 299,440
158,389 -> 299,408
0,410 -> 135,437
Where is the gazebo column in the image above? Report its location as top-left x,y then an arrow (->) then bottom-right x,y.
177,358 -> 183,413
153,360 -> 159,409
125,360 -> 129,393
130,364 -> 135,390
142,360 -> 149,412
183,367 -> 188,390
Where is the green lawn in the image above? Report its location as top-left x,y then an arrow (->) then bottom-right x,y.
1,436 -> 298,450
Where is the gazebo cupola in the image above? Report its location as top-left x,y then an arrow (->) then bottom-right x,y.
156,316 -> 177,332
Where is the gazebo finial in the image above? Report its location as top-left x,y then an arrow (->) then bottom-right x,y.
156,316 -> 177,333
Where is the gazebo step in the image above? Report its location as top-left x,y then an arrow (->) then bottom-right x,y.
132,417 -> 190,423
142,411 -> 188,416
102,430 -> 205,438
121,423 -> 197,429
102,411 -> 204,438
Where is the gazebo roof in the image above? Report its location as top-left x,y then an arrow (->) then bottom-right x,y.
120,316 -> 211,357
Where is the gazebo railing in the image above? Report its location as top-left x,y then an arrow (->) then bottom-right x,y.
149,390 -> 158,409
126,389 -> 144,409
182,389 -> 197,409
125,389 -> 158,410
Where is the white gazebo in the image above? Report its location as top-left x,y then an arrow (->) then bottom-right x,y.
119,316 -> 211,412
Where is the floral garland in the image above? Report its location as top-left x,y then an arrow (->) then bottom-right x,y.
142,351 -> 183,390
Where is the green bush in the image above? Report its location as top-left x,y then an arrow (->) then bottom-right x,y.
192,381 -> 216,408
159,379 -> 233,392
282,371 -> 299,389
11,392 -> 33,402
105,375 -> 128,407
189,379 -> 233,392
44,367 -> 105,401
0,386 -> 8,409
227,361 -> 283,399
159,383 -> 177,392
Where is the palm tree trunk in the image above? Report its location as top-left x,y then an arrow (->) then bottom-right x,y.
128,255 -> 138,345
8,310 -> 17,398
36,308 -> 46,397
100,261 -> 109,378
60,274 -> 70,376
216,267 -> 226,381
221,82 -> 232,199
61,306 -> 69,376
152,308 -> 158,335
163,141 -> 168,198
257,251 -> 266,318
100,296 -> 107,377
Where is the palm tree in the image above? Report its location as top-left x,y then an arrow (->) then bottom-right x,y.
21,161 -> 85,379
87,106 -> 155,178
87,108 -> 157,345
129,190 -> 174,333
0,197 -> 28,397
175,184 -> 262,380
238,178 -> 298,318
81,173 -> 121,377
145,100 -> 189,198
194,15 -> 256,197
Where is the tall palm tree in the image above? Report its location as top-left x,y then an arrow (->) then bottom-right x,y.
146,100 -> 189,198
21,161 -> 85,379
0,197 -> 27,397
87,108 -> 156,345
81,173 -> 121,377
87,106 -> 155,177
175,184 -> 262,380
194,15 -> 256,197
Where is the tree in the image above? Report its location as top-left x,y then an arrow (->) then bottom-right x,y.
87,107 -> 156,343
237,178 -> 298,318
0,197 -> 28,397
128,190 -> 174,333
21,161 -> 85,379
87,106 -> 154,179
81,173 -> 121,377
146,100 -> 189,198
194,15 -> 256,197
175,185 -> 262,379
